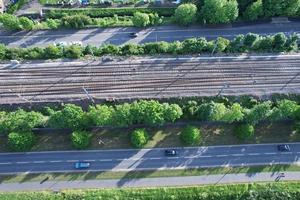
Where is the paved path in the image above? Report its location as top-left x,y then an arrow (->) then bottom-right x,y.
0,143 -> 299,174
1,22 -> 300,47
1,54 -> 299,104
0,172 -> 297,192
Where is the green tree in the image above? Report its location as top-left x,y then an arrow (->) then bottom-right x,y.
234,124 -> 254,140
174,3 -> 197,26
180,126 -> 201,145
71,131 -> 91,149
263,0 -> 300,17
222,103 -> 244,123
19,17 -> 34,30
201,0 -> 239,24
88,105 -> 114,126
121,43 -> 144,55
8,132 -> 36,151
196,102 -> 227,121
0,43 -> 6,60
269,100 -> 299,121
228,34 -> 246,52
112,103 -> 134,127
148,13 -> 162,25
162,103 -> 183,122
45,19 -> 59,29
63,45 -> 83,58
130,129 -> 149,148
258,36 -> 274,51
273,32 -> 287,51
215,37 -> 230,52
244,33 -> 260,50
244,101 -> 272,124
243,0 -> 263,21
0,13 -> 21,31
132,12 -> 150,27
99,44 -> 120,55
48,104 -> 85,130
1,110 -> 45,133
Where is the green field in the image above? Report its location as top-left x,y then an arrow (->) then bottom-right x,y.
1,182 -> 300,199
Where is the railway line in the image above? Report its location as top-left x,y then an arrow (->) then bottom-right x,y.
0,56 -> 299,104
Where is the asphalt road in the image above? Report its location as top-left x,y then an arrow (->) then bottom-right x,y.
1,22 -> 300,47
0,172 -> 295,191
0,54 -> 299,104
0,143 -> 299,174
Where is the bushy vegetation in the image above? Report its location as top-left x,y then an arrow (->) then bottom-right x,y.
71,131 -> 91,149
0,33 -> 297,59
131,129 -> 149,148
8,132 -> 36,151
174,3 -> 197,25
180,126 -> 201,145
2,182 -> 300,199
6,0 -> 28,14
234,123 -> 254,140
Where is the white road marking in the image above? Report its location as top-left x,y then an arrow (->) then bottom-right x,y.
49,160 -> 62,163
33,161 -> 46,164
16,162 -> 29,164
66,160 -> 79,162
0,162 -> 11,165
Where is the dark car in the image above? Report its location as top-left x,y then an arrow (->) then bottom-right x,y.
277,144 -> 290,152
165,149 -> 178,156
129,32 -> 139,38
75,162 -> 91,169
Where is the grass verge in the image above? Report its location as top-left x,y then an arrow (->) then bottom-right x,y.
0,164 -> 299,184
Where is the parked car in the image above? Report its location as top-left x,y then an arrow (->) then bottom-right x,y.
277,144 -> 290,152
165,149 -> 178,156
75,162 -> 91,169
129,32 -> 139,38
54,41 -> 67,46
69,41 -> 83,46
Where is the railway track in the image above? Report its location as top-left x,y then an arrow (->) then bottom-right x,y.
0,56 -> 299,104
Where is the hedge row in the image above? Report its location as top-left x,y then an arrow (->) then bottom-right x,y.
1,99 -> 299,133
44,7 -> 176,18
0,33 -> 298,60
1,182 -> 300,199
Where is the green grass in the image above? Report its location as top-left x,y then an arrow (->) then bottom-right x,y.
2,182 -> 300,199
0,164 -> 299,184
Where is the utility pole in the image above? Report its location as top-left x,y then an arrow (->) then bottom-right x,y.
216,82 -> 229,96
82,86 -> 95,105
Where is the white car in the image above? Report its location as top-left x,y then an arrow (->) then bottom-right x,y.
54,41 -> 67,46
69,41 -> 83,46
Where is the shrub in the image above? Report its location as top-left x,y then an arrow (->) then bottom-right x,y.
196,102 -> 227,121
243,0 -> 263,21
88,105 -> 114,126
244,33 -> 260,50
48,104 -> 85,130
8,132 -> 36,151
174,3 -> 197,26
61,14 -> 92,29
273,32 -> 287,51
222,103 -> 244,123
258,35 -> 274,51
71,131 -> 91,149
130,129 -> 149,148
0,44 -> 6,60
132,12 -> 150,27
201,0 -> 239,24
244,101 -> 272,124
295,122 -> 300,134
234,124 -> 254,140
6,0 -> 28,14
45,19 -> 60,29
63,45 -> 83,58
181,126 -> 201,145
215,37 -> 230,52
19,17 -> 34,31
44,45 -> 63,59
270,100 -> 299,121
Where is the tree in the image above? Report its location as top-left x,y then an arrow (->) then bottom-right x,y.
112,103 -> 134,127
180,126 -> 201,145
201,0 -> 239,24
0,43 -> 6,60
234,124 -> 254,140
174,3 -> 197,26
8,132 -> 36,151
148,13 -> 162,25
63,45 -> 83,58
228,34 -> 246,52
99,44 -> 120,55
258,36 -> 274,51
215,37 -> 230,52
48,104 -> 85,130
244,33 -> 260,50
0,14 -> 21,31
121,43 -> 144,55
162,103 -> 183,122
244,101 -> 272,124
273,33 -> 287,51
0,109 -> 45,133
222,103 -> 244,123
132,12 -> 150,27
243,0 -> 263,21
196,102 -> 227,121
130,129 -> 149,148
45,19 -> 59,29
71,131 -> 90,149
269,100 -> 299,121
263,0 -> 300,17
88,105 -> 114,126
19,17 -> 34,31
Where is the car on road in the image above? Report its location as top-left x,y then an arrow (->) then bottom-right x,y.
165,149 -> 178,156
69,41 -> 83,46
277,144 -> 290,152
129,32 -> 139,38
75,162 -> 90,169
